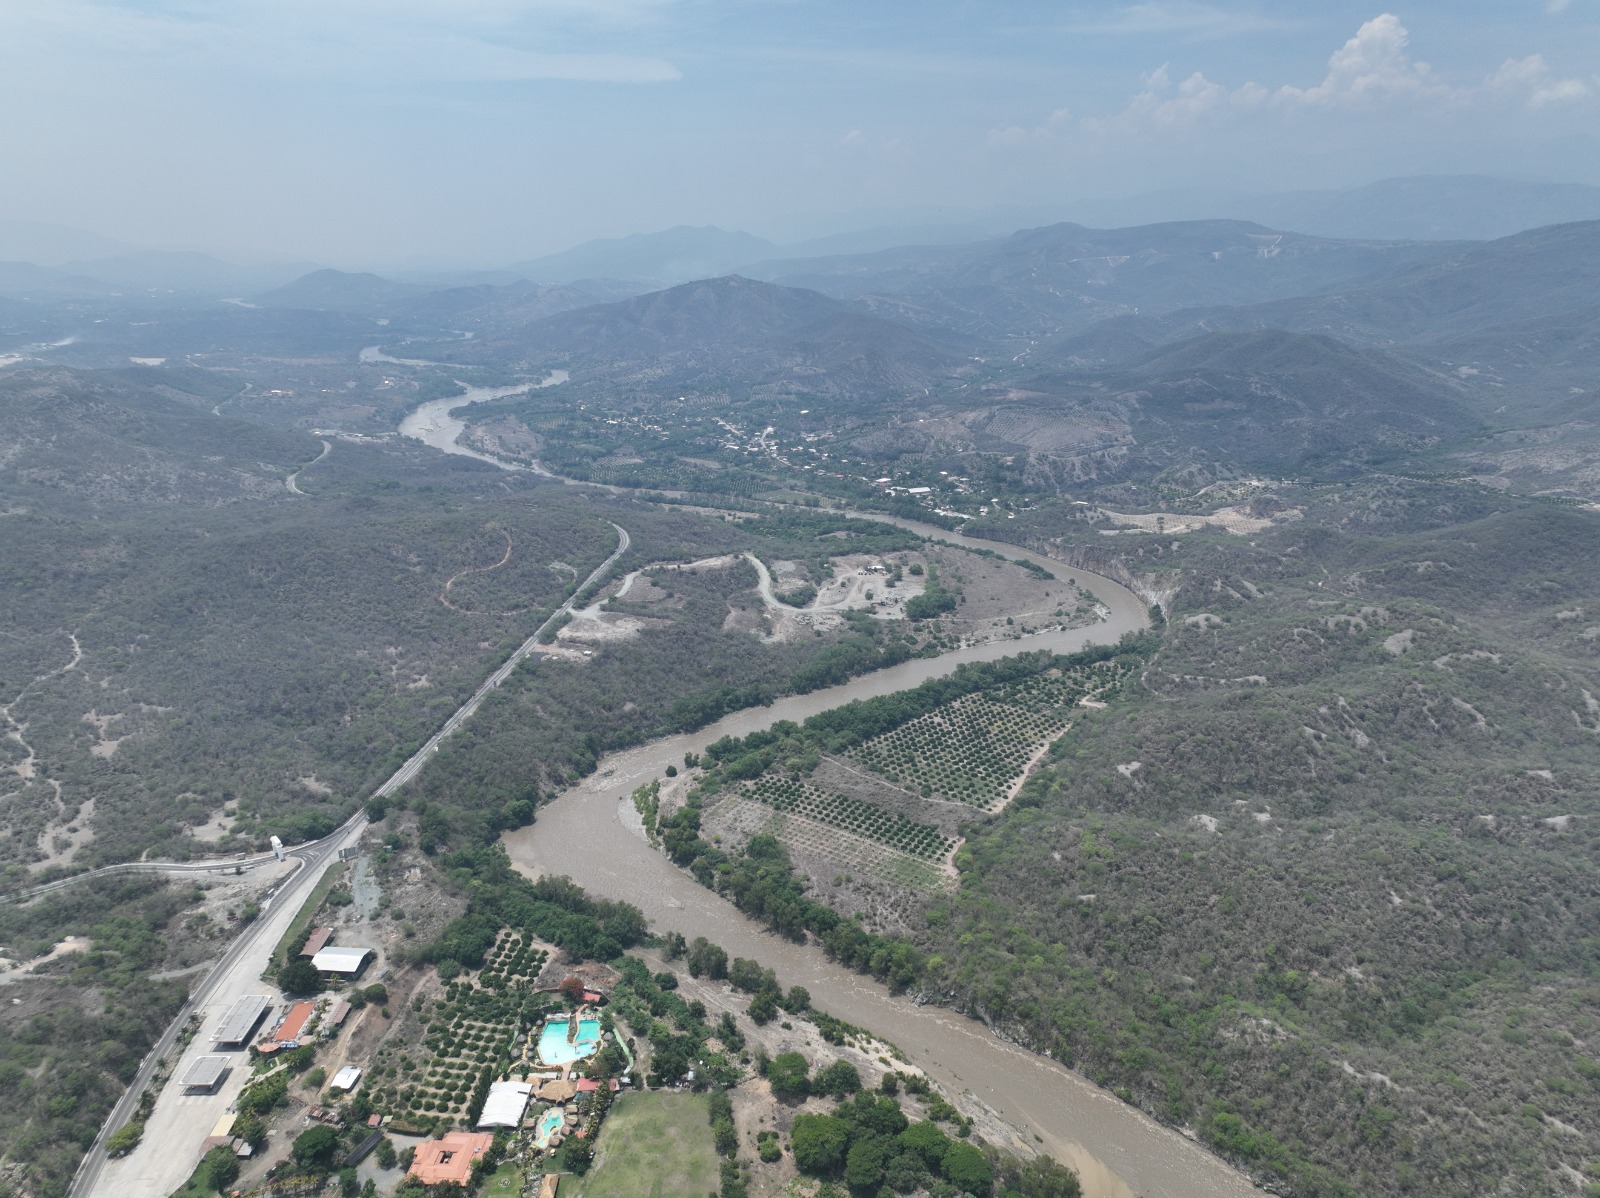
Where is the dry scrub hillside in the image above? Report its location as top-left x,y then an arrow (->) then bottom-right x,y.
919,492 -> 1600,1198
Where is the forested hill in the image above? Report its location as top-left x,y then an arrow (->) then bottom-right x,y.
920,488 -> 1600,1198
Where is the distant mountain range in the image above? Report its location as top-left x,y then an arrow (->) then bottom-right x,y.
747,220 -> 1455,338
5,174 -> 1598,302
507,226 -> 781,288
1071,176 -> 1600,244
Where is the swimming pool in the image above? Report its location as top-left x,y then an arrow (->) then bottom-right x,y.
537,1018 -> 602,1066
534,1107 -> 564,1149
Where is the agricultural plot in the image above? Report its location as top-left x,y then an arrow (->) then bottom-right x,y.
849,667 -> 1119,810
703,795 -> 951,892
744,777 -> 954,859
477,931 -> 550,993
369,932 -> 552,1128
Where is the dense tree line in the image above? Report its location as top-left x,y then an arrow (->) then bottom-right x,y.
420,843 -> 648,972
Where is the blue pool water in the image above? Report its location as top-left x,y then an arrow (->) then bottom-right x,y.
537,1018 -> 602,1066
535,1107 -> 564,1148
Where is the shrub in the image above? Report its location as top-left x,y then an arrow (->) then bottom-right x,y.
747,992 -> 778,1025
845,1137 -> 888,1191
768,1051 -> 810,1101
814,1060 -> 861,1098
293,1124 -> 340,1170
279,956 -> 322,995
941,1141 -> 993,1196
105,1122 -> 143,1157
899,1121 -> 951,1170
994,1155 -> 1082,1198
791,1113 -> 852,1174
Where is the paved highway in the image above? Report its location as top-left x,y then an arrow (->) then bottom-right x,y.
69,521 -> 630,1198
68,830 -> 356,1198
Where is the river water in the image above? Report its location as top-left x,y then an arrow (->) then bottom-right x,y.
398,383 -> 1266,1198
396,370 -> 569,471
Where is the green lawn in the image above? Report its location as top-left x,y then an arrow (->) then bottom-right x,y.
564,1093 -> 718,1198
483,1158 -> 525,1196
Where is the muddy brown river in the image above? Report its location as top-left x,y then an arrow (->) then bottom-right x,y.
390,378 -> 1264,1197
503,524 -> 1266,1198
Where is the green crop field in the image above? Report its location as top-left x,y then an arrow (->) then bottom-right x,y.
743,777 -> 954,858
369,931 -> 552,1127
849,669 -> 1116,808
564,1092 -> 718,1198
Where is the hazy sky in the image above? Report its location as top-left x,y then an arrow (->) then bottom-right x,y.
1,1 -> 1596,266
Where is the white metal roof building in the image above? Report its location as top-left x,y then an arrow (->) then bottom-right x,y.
476,1080 -> 533,1129
180,1056 -> 232,1093
311,946 -> 372,976
330,1065 -> 363,1092
212,995 -> 272,1047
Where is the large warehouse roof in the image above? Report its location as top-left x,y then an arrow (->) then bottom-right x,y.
212,995 -> 272,1046
311,946 -> 371,974
476,1081 -> 532,1129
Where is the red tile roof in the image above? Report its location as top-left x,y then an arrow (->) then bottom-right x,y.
273,1001 -> 316,1044
409,1131 -> 493,1186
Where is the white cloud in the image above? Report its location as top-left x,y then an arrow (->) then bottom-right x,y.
1545,0 -> 1571,13
1053,12 -> 1597,140
1486,53 -> 1590,108
987,108 -> 1073,146
1274,14 -> 1445,108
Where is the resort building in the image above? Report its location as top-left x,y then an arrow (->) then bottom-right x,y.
409,1131 -> 494,1186
476,1080 -> 534,1129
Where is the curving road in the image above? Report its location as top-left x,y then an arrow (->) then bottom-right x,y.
6,851 -> 286,904
284,438 -> 331,495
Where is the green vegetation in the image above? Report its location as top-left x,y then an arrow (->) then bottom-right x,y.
851,670 -> 1116,810
743,777 -> 954,858
0,876 -> 192,1198
903,565 -> 960,620
171,1145 -> 240,1197
656,642 -> 1155,993
564,1092 -> 719,1198
609,957 -> 741,1088
918,491 -> 1600,1198
103,1121 -> 143,1157
785,1083 -> 1045,1197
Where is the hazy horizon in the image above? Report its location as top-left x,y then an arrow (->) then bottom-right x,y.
2,2 -> 1598,268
